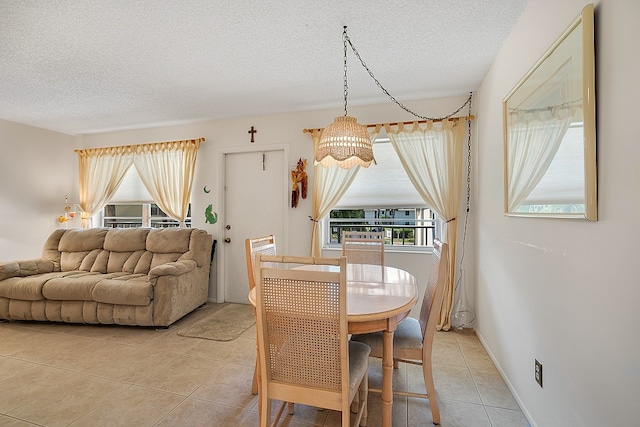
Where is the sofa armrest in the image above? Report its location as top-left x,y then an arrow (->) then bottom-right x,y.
148,260 -> 197,279
0,258 -> 55,281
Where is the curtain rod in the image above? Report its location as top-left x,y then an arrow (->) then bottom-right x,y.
74,137 -> 205,153
302,115 -> 474,134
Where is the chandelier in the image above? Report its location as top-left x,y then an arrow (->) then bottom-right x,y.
314,27 -> 375,169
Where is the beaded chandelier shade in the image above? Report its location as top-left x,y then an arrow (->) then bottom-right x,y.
314,27 -> 375,169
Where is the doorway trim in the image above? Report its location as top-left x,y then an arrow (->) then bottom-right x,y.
215,143 -> 289,302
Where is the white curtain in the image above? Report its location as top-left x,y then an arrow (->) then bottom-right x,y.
386,120 -> 465,331
507,107 -> 573,211
133,140 -> 201,227
309,126 -> 381,256
76,138 -> 202,228
77,146 -> 134,228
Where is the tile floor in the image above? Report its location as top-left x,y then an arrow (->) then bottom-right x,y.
0,303 -> 529,426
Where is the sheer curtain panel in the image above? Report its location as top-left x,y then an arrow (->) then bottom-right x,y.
309,127 -> 381,256
76,146 -> 134,228
133,139 -> 200,227
386,120 -> 465,330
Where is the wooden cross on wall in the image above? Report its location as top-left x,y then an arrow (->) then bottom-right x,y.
248,126 -> 257,143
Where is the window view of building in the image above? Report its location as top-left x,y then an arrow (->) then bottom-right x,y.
103,204 -> 191,228
328,207 -> 435,247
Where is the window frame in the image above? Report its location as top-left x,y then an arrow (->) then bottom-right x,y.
101,203 -> 191,228
322,207 -> 442,253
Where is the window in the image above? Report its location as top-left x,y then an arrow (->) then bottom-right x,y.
323,139 -> 440,250
103,203 -> 191,228
100,166 -> 191,228
328,207 -> 436,248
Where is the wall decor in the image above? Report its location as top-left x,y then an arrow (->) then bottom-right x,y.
503,3 -> 596,220
205,204 -> 218,224
290,158 -> 307,208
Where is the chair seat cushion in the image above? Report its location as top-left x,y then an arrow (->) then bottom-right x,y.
351,317 -> 423,351
348,340 -> 371,393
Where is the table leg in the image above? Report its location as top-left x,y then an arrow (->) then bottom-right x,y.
381,329 -> 394,427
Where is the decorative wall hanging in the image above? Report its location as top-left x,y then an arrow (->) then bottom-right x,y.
290,158 -> 308,208
58,195 -> 78,227
248,126 -> 257,143
503,4 -> 596,220
205,204 -> 218,224
202,185 -> 217,224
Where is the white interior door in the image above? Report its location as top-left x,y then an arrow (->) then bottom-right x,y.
223,149 -> 285,303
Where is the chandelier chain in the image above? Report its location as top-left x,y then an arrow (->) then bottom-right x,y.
466,93 -> 472,212
344,28 -> 472,121
343,27 -> 349,117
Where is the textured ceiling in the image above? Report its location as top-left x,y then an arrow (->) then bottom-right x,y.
0,0 -> 529,135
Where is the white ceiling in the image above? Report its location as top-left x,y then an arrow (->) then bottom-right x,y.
0,0 -> 529,135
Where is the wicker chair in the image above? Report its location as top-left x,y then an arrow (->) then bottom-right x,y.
350,238 -> 449,425
245,235 -> 277,395
341,231 -> 385,266
255,255 -> 370,427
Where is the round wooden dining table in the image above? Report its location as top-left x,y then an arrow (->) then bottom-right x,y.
249,263 -> 418,427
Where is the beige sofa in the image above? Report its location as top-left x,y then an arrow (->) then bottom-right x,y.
0,227 -> 213,327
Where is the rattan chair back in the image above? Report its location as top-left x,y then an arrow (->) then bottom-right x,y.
245,235 -> 277,291
341,231 -> 385,266
255,255 -> 369,427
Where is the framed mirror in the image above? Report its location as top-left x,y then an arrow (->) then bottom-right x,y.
503,4 -> 596,220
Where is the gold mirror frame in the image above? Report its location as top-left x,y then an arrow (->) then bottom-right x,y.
503,4 -> 596,220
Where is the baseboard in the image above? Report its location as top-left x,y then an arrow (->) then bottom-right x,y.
474,329 -> 537,427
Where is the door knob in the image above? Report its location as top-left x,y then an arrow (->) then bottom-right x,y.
224,237 -> 231,243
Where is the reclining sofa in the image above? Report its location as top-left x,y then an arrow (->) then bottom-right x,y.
0,227 -> 213,327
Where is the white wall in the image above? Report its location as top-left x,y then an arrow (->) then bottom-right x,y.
0,119 -> 76,260
76,95 -> 473,302
474,0 -> 640,425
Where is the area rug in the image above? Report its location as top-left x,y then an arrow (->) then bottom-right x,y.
177,303 -> 255,341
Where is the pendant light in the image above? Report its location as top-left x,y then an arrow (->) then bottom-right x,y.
314,27 -> 375,169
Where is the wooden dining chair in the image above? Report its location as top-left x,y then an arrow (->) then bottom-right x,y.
341,230 -> 385,266
255,254 -> 370,427
245,234 -> 277,292
245,234 -> 277,395
350,238 -> 449,425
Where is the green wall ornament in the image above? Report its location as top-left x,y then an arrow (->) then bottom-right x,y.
205,204 -> 218,224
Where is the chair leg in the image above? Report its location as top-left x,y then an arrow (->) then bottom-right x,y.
252,361 -> 258,394
359,371 -> 368,426
422,362 -> 440,425
260,395 -> 271,427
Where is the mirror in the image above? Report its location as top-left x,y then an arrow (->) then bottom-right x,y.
503,4 -> 596,220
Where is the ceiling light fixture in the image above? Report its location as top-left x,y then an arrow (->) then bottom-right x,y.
315,26 -> 375,169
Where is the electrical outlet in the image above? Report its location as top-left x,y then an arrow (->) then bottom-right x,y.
535,359 -> 543,388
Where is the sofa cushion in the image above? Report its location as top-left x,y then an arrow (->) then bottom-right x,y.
59,229 -> 109,272
92,275 -> 153,306
104,228 -> 150,252
107,251 -> 144,274
41,229 -> 66,271
150,252 -> 182,269
134,252 -> 153,274
178,229 -> 212,267
146,228 -> 191,253
58,228 -> 108,252
41,272 -> 104,301
0,272 -> 68,300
